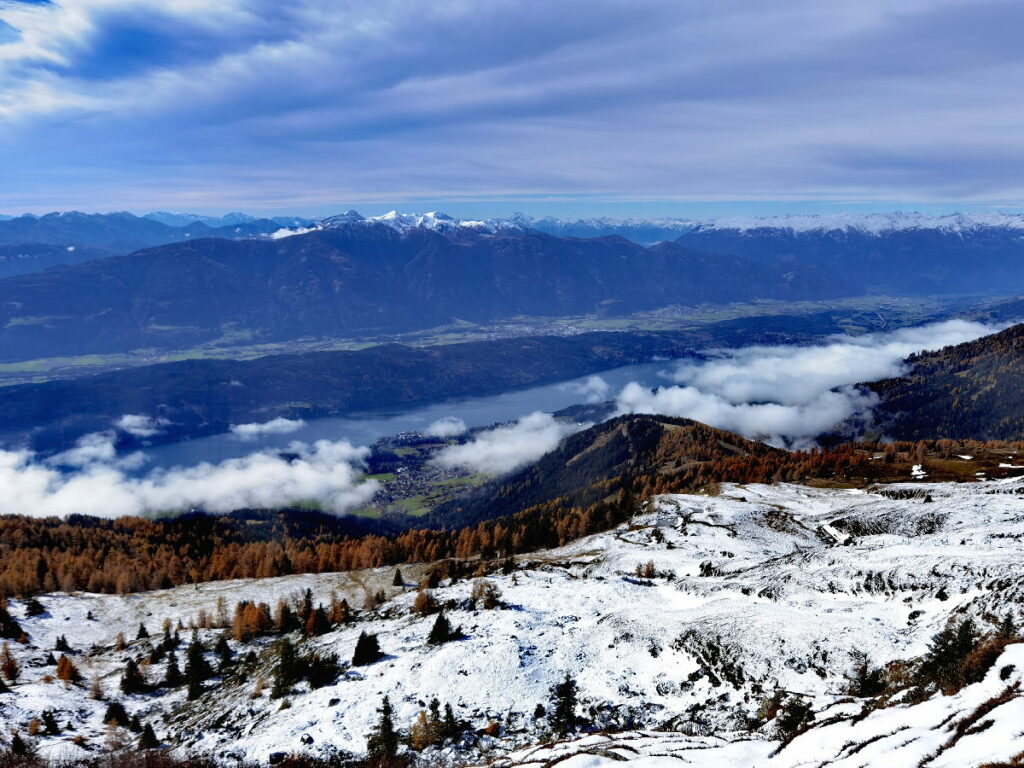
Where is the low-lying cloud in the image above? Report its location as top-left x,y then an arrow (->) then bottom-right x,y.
563,375 -> 611,404
425,417 -> 467,438
116,414 -> 165,438
230,417 -> 306,440
1,435 -> 378,518
615,319 -> 997,447
432,411 -> 583,475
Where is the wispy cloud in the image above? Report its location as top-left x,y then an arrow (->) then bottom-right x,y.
432,412 -> 582,475
0,0 -> 1021,212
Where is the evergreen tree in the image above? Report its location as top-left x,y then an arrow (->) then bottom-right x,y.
847,650 -> 886,697
775,695 -> 813,741
443,703 -> 458,742
0,603 -> 23,640
10,733 -> 30,756
301,588 -> 314,623
54,635 -> 72,652
41,710 -> 60,736
427,612 -> 462,645
184,637 -> 213,700
366,696 -> 399,764
138,723 -> 159,750
997,613 -> 1018,640
352,631 -> 383,666
392,569 -> 404,587
163,649 -> 182,688
214,633 -> 234,670
270,638 -> 299,699
136,623 -> 149,640
549,673 -> 579,737
917,617 -> 979,693
305,606 -> 331,637
103,701 -> 130,727
120,659 -> 148,694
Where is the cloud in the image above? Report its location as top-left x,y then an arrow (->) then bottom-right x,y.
431,411 -> 582,475
1,0 -> 1023,212
116,413 -> 164,438
615,319 -> 996,447
0,435 -> 378,518
563,375 -> 610,404
424,417 -> 467,438
230,417 -> 306,440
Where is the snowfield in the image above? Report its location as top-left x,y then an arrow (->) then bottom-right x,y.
2,479 -> 1023,765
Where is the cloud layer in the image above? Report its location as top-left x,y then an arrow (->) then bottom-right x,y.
0,433 -> 378,518
230,417 -> 306,440
615,319 -> 996,446
432,412 -> 582,475
1,0 -> 1022,212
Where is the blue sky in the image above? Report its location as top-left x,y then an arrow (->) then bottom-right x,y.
0,0 -> 1022,218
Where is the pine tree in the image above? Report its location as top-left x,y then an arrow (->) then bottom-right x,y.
138,723 -> 159,750
443,703 -> 458,742
0,603 -> 23,640
427,612 -> 461,645
392,569 -> 404,587
163,649 -> 182,688
549,673 -> 579,737
10,733 -> 30,756
41,710 -> 60,735
270,638 -> 299,699
305,606 -> 331,637
136,623 -> 149,640
120,658 -> 148,694
997,613 -> 1018,640
184,637 -> 213,700
214,633 -> 234,670
352,631 -> 383,666
366,696 -> 399,763
103,701 -> 130,727
917,617 -> 979,693
54,635 -> 72,652
847,650 -> 885,697
775,695 -> 813,741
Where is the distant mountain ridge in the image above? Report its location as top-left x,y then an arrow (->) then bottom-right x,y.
0,223 -> 841,361
0,210 -> 307,254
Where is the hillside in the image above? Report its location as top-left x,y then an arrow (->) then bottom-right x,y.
869,322 -> 1024,440
0,222 -> 843,360
1,479 -> 1023,764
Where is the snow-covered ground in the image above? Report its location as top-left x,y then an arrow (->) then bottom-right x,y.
2,479 -> 1023,765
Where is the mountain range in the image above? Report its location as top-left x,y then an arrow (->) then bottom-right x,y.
0,221 -> 841,361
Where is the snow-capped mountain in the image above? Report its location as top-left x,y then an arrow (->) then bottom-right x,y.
266,209 -> 1024,244
3,478 -> 1023,764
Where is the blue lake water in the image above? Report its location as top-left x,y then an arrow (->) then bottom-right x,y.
140,359 -> 678,470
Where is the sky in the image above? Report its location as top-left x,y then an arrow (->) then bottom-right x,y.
1,0 -> 1023,217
